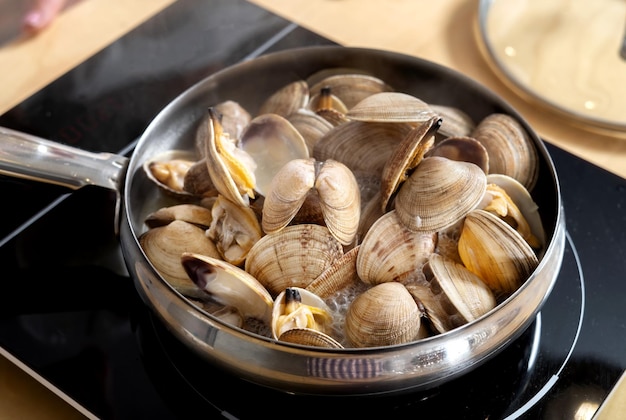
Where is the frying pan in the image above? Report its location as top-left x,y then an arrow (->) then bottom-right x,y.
0,46 -> 565,396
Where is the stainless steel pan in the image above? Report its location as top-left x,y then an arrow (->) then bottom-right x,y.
0,46 -> 565,396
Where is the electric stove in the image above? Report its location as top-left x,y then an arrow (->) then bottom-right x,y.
1,0 -> 625,418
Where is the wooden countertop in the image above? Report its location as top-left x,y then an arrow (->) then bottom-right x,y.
0,0 -> 624,418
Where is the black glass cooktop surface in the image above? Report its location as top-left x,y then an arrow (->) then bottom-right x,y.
1,0 -> 625,419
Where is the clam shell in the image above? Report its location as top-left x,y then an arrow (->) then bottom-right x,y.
287,109 -> 334,155
315,159 -> 361,246
308,73 -> 393,109
205,107 -> 257,206
307,86 -> 349,115
261,158 -> 361,246
345,282 -> 422,348
380,116 -> 439,211
485,173 -> 546,252
195,100 -> 251,157
356,210 -> 437,285
240,113 -> 309,197
278,328 -> 344,349
182,158 -> 219,198
245,224 -> 344,297
181,252 -> 273,323
139,220 -> 220,299
144,203 -> 213,230
426,136 -> 489,174
429,104 -> 476,138
394,156 -> 487,232
258,80 -> 309,117
346,92 -> 439,123
471,113 -> 539,191
458,209 -> 539,299
206,195 -> 263,266
271,287 -> 333,340
306,246 -> 362,299
261,158 -> 316,234
143,150 -> 197,200
312,120 -> 413,176
425,254 -> 496,330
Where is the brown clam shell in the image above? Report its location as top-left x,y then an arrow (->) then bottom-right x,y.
345,282 -> 422,348
394,156 -> 487,232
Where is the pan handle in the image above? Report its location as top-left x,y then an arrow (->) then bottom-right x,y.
0,126 -> 129,192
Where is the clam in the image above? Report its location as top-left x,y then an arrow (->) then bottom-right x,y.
245,224 -> 344,297
481,181 -> 541,250
306,246 -> 362,299
458,209 -> 539,300
394,156 -> 487,232
307,86 -> 349,115
261,158 -> 361,246
189,299 -> 245,328
139,220 -> 221,298
356,210 -> 437,285
422,254 -> 496,332
426,136 -> 489,174
182,158 -> 219,198
144,203 -> 213,229
277,328 -> 344,349
308,73 -> 393,109
240,113 -> 309,197
345,282 -> 423,348
287,109 -> 334,155
313,120 -> 413,176
258,80 -> 309,117
471,113 -> 539,191
204,107 -> 257,207
271,287 -> 335,341
429,104 -> 476,138
346,92 -> 439,123
485,173 -> 546,251
143,150 -> 197,199
195,100 -> 251,157
206,195 -> 263,266
181,252 -> 273,324
379,116 -> 440,211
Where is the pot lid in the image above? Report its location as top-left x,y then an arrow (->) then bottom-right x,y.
476,0 -> 626,132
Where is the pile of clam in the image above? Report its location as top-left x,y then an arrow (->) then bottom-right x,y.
139,70 -> 546,349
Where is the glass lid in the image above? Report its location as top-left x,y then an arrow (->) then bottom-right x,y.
476,0 -> 626,132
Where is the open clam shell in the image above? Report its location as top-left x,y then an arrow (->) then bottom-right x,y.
181,252 -> 274,324
206,195 -> 263,266
424,254 -> 496,331
139,220 -> 221,299
261,158 -> 360,246
458,209 -> 540,300
240,113 -> 310,197
380,116 -> 440,211
204,107 -> 257,206
426,135 -> 489,174
313,120 -> 413,176
271,287 -> 335,341
485,173 -> 546,252
143,150 -> 197,200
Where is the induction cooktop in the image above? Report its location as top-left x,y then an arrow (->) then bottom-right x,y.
1,1 -> 625,419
